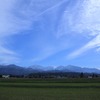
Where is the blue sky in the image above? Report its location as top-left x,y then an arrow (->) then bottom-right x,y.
0,0 -> 100,68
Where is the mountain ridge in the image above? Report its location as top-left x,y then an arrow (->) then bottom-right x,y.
0,64 -> 100,75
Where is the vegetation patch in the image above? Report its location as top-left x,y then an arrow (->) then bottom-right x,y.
0,78 -> 100,100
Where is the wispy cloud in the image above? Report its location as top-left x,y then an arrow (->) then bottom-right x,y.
0,46 -> 16,55
30,0 -> 100,61
0,55 -> 19,64
0,0 -> 30,63
64,0 -> 100,58
96,47 -> 100,52
0,0 -> 68,37
57,0 -> 100,37
0,0 -> 68,63
68,35 -> 100,58
1,0 -> 100,65
0,45 -> 19,63
31,37 -> 69,62
34,0 -> 67,18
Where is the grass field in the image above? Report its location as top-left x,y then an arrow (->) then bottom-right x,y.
0,78 -> 100,100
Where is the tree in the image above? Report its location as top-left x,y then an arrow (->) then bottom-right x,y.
80,73 -> 84,78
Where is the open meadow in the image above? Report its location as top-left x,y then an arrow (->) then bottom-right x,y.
0,78 -> 100,100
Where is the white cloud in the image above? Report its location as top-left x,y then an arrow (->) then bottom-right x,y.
0,0 -> 22,63
0,44 -> 19,63
32,40 -> 69,62
31,0 -> 100,61
57,0 -> 100,37
0,0 -> 33,37
96,48 -> 100,52
1,0 -> 100,63
34,0 -> 67,17
0,0 -> 68,37
0,0 -> 16,37
0,0 -> 68,63
0,46 -> 16,55
0,55 -> 19,64
63,0 -> 100,58
68,34 -> 100,58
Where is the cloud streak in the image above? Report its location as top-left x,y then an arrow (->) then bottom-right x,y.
0,0 -> 27,63
0,45 -> 19,63
68,35 -> 100,58
0,0 -> 69,63
0,55 -> 19,64
63,0 -> 100,58
34,0 -> 67,18
0,0 -> 100,65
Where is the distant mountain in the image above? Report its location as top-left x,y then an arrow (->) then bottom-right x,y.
0,64 -> 42,75
0,64 -> 100,75
29,65 -> 100,73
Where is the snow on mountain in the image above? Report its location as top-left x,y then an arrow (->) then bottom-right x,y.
29,65 -> 100,73
0,64 -> 100,75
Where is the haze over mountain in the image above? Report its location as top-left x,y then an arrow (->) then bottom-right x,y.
0,64 -> 100,75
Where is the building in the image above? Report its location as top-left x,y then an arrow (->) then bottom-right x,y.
2,75 -> 10,78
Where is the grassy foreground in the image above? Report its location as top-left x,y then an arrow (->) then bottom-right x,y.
0,78 -> 100,100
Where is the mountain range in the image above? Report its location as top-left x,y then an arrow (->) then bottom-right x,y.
0,64 -> 100,75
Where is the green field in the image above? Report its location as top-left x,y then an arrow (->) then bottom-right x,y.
0,78 -> 100,100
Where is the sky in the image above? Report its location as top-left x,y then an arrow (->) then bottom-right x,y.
0,0 -> 100,68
